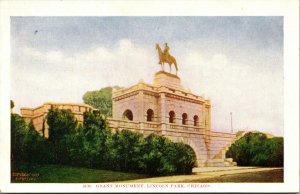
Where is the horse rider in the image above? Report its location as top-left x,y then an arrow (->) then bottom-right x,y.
163,43 -> 170,61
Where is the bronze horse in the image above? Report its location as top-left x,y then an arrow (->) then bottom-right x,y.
156,44 -> 178,75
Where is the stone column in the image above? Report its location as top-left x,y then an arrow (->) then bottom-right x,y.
201,104 -> 205,127
205,102 -> 211,159
208,103 -> 211,131
160,92 -> 166,135
112,99 -> 116,119
138,89 -> 144,133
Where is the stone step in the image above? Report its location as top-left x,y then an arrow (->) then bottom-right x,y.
206,159 -> 226,163
205,158 -> 237,167
212,150 -> 227,159
205,162 -> 231,167
225,158 -> 233,162
231,161 -> 237,166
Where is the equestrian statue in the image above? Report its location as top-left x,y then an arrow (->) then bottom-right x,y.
156,43 -> 178,75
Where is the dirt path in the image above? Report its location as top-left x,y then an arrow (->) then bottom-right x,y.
114,167 -> 283,183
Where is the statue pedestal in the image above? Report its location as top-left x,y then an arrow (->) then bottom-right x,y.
153,71 -> 183,90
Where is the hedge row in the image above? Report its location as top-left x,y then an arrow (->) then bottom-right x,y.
11,109 -> 197,176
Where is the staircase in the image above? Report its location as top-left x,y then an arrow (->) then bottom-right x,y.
205,137 -> 238,167
205,158 -> 237,167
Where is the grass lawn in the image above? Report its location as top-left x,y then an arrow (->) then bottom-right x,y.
11,163 -> 283,183
11,163 -> 149,183
186,169 -> 283,183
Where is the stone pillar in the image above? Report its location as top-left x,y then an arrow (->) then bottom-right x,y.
138,90 -> 144,133
112,99 -> 116,119
160,92 -> 166,135
205,102 -> 211,159
208,103 -> 211,131
201,104 -> 205,127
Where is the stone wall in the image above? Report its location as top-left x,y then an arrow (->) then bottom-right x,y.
21,102 -> 96,138
164,95 -> 204,127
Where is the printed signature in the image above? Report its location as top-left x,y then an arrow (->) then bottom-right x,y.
12,172 -> 39,182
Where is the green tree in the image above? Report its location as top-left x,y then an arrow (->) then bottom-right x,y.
173,143 -> 197,174
11,113 -> 27,163
268,137 -> 283,166
78,111 -> 112,168
226,132 -> 284,167
64,126 -> 86,167
82,86 -> 122,116
22,123 -> 48,164
11,113 -> 48,170
46,108 -> 78,164
110,130 -> 145,172
108,131 -> 196,175
47,109 -> 77,141
141,134 -> 177,176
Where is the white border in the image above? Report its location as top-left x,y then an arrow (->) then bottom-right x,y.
0,0 -> 299,193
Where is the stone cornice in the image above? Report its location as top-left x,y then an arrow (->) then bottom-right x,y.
112,83 -> 209,105
113,91 -> 139,101
143,90 -> 160,97
165,93 -> 203,104
113,89 -> 207,106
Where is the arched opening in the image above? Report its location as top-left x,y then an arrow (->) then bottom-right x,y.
193,115 -> 199,126
182,113 -> 188,125
123,109 -> 133,121
146,109 -> 154,122
169,111 -> 176,123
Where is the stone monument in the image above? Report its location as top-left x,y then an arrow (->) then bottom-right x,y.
108,44 -> 237,167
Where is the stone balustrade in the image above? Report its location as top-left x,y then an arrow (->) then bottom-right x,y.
107,118 -> 140,129
107,118 -> 206,134
166,123 -> 205,133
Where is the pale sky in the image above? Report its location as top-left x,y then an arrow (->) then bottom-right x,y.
11,17 -> 283,136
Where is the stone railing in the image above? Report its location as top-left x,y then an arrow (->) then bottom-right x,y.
107,118 -> 140,129
143,122 -> 161,129
107,118 -> 207,134
166,123 -> 205,133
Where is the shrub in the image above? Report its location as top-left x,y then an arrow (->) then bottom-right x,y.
226,132 -> 283,167
141,134 -> 197,176
11,113 -> 27,163
67,111 -> 112,169
11,113 -> 48,170
110,130 -> 145,172
12,109 -> 197,176
173,143 -> 197,174
46,108 -> 78,164
142,134 -> 176,175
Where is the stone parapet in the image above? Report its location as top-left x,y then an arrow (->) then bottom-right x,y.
20,102 -> 97,138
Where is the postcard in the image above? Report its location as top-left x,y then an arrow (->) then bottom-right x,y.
0,0 -> 299,193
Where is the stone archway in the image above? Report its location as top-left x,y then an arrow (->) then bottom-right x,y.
123,109 -> 133,121
168,135 -> 208,167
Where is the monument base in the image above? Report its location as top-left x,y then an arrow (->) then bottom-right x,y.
153,71 -> 184,90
